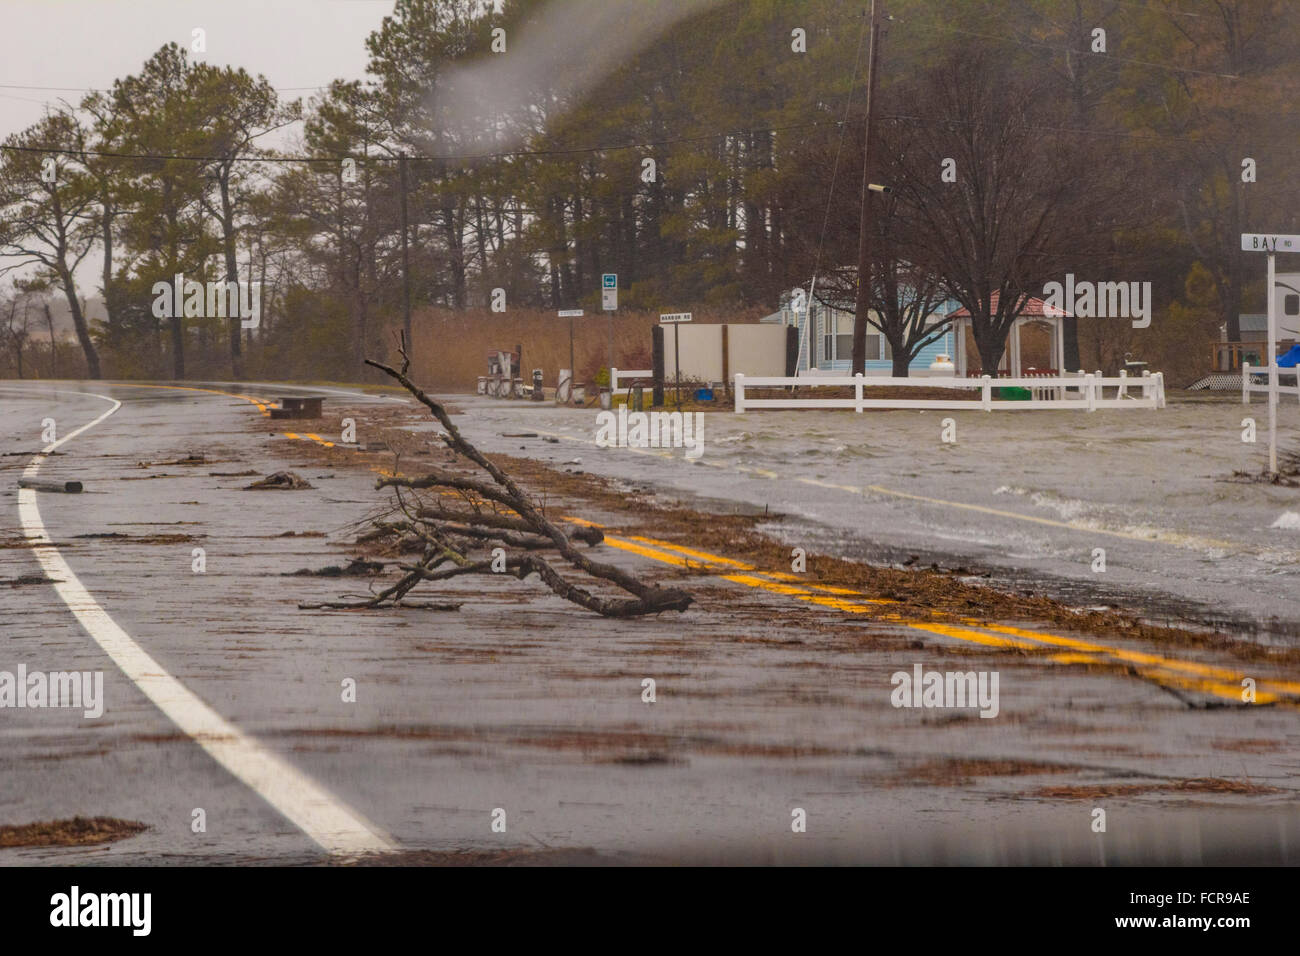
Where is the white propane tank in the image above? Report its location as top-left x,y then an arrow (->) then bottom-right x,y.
929,353 -> 955,375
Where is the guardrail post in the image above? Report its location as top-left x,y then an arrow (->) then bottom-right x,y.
981,374 -> 992,411
854,372 -> 864,413
734,373 -> 745,414
1085,372 -> 1097,411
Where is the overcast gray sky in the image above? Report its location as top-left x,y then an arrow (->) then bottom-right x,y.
1,0 -> 394,311
0,0 -> 392,141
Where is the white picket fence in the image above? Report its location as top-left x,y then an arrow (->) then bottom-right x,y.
733,370 -> 1165,413
610,367 -> 654,391
1241,362 -> 1300,404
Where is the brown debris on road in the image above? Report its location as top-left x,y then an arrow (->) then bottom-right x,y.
244,470 -> 314,490
1031,778 -> 1286,800
898,757 -> 1083,787
0,816 -> 148,849
284,557 -> 385,577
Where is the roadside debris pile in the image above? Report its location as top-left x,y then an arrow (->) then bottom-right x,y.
244,470 -> 314,490
299,340 -> 693,618
285,557 -> 385,578
0,816 -> 147,848
1226,446 -> 1300,487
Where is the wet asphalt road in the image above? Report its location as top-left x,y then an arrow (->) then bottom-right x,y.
1,380 -> 1298,865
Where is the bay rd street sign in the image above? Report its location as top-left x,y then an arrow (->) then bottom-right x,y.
558,309 -> 584,317
1242,234 -> 1300,253
602,273 -> 617,310
1240,233 -> 1300,476
660,313 -> 692,407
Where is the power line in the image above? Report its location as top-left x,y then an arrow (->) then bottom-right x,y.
5,106 -> 1289,169
0,81 -> 333,94
0,119 -> 837,165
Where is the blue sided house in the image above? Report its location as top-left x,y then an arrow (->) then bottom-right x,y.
760,291 -> 960,376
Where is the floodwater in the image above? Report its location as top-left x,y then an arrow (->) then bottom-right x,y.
456,392 -> 1300,642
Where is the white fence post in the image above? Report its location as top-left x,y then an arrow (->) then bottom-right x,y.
854,372 -> 864,413
981,375 -> 992,411
610,367 -> 619,392
734,373 -> 746,414
1242,362 -> 1251,405
1155,371 -> 1166,409
1086,372 -> 1096,411
1118,368 -> 1128,399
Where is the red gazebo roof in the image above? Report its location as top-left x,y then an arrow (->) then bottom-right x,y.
949,293 -> 1070,319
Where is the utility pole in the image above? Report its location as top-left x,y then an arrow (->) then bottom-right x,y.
399,154 -> 413,360
851,0 -> 882,376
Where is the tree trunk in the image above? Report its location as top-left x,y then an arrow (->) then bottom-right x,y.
44,303 -> 57,378
219,175 -> 243,379
170,313 -> 184,379
57,268 -> 101,379
976,334 -> 1004,379
101,210 -> 117,344
891,346 -> 909,377
1062,316 -> 1080,370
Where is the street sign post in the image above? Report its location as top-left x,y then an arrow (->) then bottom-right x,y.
660,313 -> 693,408
602,275 -> 617,396
1241,235 -> 1300,474
559,309 -> 584,404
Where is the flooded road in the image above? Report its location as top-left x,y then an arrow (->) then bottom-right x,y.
456,393 -> 1300,641
1,380 -> 1297,865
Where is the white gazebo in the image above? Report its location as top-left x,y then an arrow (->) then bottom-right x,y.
948,293 -> 1068,377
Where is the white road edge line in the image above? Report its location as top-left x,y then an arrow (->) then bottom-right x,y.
12,386 -> 396,857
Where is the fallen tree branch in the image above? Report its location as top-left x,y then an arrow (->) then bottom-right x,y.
315,338 -> 694,618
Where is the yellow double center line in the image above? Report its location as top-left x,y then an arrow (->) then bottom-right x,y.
572,520 -> 1300,707
282,432 -> 335,447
